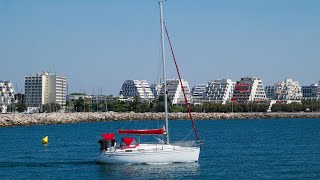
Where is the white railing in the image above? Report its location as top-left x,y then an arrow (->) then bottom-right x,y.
171,140 -> 205,147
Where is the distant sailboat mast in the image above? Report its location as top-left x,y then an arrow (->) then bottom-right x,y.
159,0 -> 169,144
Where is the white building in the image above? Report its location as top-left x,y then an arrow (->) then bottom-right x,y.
231,77 -> 267,103
67,94 -> 92,102
0,81 -> 15,113
205,79 -> 235,104
25,72 -> 67,110
150,84 -> 163,99
119,80 -> 154,100
67,94 -> 112,112
273,79 -> 302,100
162,79 -> 192,105
302,83 -> 320,100
192,84 -> 207,102
68,94 -> 113,104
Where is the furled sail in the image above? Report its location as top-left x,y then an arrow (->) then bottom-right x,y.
118,128 -> 165,135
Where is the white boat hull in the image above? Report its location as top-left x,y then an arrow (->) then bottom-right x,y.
96,144 -> 200,164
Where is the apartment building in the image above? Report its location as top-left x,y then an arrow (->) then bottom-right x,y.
265,86 -> 275,99
273,79 -> 303,100
0,81 -> 15,113
119,80 -> 154,100
231,77 -> 267,103
162,79 -> 192,105
25,72 -> 67,110
302,83 -> 320,100
150,83 -> 163,99
205,79 -> 235,104
192,84 -> 207,102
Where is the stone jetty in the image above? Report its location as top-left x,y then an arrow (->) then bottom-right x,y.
1,112 -> 320,127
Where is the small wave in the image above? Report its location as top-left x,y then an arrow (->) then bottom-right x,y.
145,162 -> 173,165
63,160 -> 97,165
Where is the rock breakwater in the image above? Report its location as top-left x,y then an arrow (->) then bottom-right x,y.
1,112 -> 320,127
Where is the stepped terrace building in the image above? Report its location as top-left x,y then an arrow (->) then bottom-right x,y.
25,72 -> 67,111
119,80 -> 154,100
161,79 -> 192,105
231,77 -> 266,103
150,84 -> 163,99
192,84 -> 207,102
0,81 -> 15,113
273,79 -> 303,100
205,79 -> 235,104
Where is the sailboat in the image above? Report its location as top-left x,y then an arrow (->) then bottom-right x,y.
96,1 -> 202,164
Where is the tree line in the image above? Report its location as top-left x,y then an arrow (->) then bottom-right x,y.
7,94 -> 320,113
68,96 -> 320,113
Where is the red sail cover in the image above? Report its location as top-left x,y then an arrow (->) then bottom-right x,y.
122,137 -> 134,146
102,133 -> 115,140
118,128 -> 164,135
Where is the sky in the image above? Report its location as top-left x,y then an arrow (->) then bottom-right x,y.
0,0 -> 319,95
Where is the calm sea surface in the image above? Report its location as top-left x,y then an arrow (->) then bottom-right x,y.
1,118 -> 320,179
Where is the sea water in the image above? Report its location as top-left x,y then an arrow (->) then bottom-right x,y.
1,118 -> 320,179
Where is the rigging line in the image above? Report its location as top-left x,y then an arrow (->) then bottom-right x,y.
180,128 -> 194,142
164,23 -> 200,142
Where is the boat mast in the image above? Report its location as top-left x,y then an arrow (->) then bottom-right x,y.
159,0 -> 169,144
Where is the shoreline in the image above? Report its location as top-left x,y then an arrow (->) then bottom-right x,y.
1,112 -> 320,127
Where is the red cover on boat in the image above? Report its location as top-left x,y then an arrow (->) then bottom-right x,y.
102,133 -> 115,140
118,128 -> 165,135
123,137 -> 134,146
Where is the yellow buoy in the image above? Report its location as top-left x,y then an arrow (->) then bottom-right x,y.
42,136 -> 48,144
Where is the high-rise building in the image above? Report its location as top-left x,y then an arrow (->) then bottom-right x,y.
25,72 -> 67,110
119,80 -> 154,100
0,81 -> 15,113
273,79 -> 302,100
205,79 -> 235,104
162,79 -> 192,105
231,77 -> 266,103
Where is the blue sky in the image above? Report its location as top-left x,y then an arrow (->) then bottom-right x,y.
0,0 -> 319,95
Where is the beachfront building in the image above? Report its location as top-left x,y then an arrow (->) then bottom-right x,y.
119,80 -> 154,100
273,79 -> 303,100
205,79 -> 235,104
231,77 -> 267,103
25,72 -> 67,111
161,79 -> 192,105
68,94 -> 114,104
67,94 -> 113,112
265,86 -> 275,99
150,84 -> 163,99
0,81 -> 15,113
302,83 -> 320,100
192,84 -> 207,102
67,94 -> 92,103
